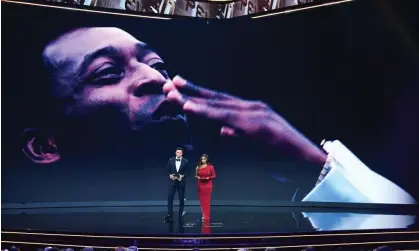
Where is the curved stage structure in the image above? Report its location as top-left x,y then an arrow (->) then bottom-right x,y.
2,202 -> 419,250
2,229 -> 419,250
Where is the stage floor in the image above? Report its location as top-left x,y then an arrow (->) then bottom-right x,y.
2,204 -> 418,235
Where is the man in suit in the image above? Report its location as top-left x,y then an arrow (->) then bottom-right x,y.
165,147 -> 189,221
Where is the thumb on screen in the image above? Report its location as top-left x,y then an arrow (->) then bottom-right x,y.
220,126 -> 238,137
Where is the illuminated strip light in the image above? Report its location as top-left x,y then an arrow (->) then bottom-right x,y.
2,240 -> 419,250
1,0 -> 172,20
251,0 -> 354,19
2,230 -> 418,240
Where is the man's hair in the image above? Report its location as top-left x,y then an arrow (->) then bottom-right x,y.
176,147 -> 184,152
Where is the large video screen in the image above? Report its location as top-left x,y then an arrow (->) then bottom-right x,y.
2,2 -> 418,207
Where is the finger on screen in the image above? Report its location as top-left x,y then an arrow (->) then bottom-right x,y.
168,86 -> 247,110
183,100 -> 236,124
191,96 -> 271,111
172,76 -> 233,100
167,89 -> 187,105
221,126 -> 238,137
162,80 -> 176,94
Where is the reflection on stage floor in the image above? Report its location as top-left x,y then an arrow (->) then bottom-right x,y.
2,205 -> 418,234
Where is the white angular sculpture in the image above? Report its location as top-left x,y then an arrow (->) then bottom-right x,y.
303,140 -> 416,204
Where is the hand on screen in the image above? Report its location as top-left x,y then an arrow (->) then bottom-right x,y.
164,76 -> 326,165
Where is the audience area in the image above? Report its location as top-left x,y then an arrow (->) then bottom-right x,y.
2,245 -> 393,251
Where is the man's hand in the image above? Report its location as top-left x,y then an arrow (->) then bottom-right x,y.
163,76 -> 327,165
169,174 -> 175,180
178,175 -> 184,182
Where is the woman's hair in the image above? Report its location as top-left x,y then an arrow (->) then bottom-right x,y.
197,154 -> 210,167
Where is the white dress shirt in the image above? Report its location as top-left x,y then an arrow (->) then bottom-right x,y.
175,157 -> 182,172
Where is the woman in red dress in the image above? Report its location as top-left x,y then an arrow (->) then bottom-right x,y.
195,154 -> 216,222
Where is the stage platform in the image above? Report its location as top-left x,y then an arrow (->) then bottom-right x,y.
2,202 -> 419,250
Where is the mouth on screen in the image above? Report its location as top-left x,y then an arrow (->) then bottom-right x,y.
151,99 -> 184,122
152,114 -> 185,122
132,113 -> 193,151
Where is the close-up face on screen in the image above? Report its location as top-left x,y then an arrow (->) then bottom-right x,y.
2,1 -> 419,219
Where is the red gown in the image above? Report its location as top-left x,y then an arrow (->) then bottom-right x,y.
196,164 -> 216,221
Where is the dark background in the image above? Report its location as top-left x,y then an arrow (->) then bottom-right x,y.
2,0 -> 418,204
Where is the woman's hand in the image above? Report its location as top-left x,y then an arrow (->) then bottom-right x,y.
164,76 -> 327,165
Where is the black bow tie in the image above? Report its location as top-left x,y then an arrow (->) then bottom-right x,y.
176,159 -> 181,162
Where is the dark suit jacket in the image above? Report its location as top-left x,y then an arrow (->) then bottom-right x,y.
167,157 -> 189,186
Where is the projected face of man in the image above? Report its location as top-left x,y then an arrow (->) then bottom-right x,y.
45,27 -> 179,128
23,27 -> 189,164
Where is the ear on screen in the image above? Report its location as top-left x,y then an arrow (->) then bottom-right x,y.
21,128 -> 61,164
